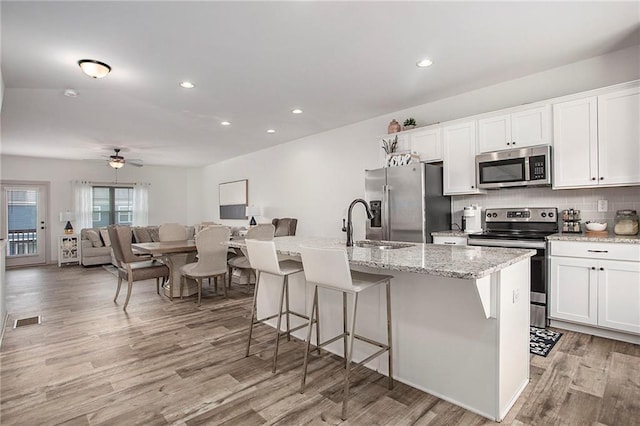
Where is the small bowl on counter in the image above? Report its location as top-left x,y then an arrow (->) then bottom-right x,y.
585,222 -> 607,232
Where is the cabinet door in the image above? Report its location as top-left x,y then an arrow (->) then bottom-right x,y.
478,114 -> 510,153
443,121 -> 482,195
410,127 -> 442,162
597,86 -> 640,186
511,105 -> 551,148
549,257 -> 597,325
597,260 -> 640,334
552,97 -> 598,189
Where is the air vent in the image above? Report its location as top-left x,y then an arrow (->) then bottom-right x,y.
14,316 -> 41,328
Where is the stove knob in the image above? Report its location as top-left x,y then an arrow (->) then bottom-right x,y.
548,212 -> 554,218
541,212 -> 546,218
492,213 -> 498,218
486,213 -> 491,218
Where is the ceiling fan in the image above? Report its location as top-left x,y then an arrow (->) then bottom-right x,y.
107,148 -> 143,168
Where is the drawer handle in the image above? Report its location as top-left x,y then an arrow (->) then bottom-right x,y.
587,250 -> 609,253
444,242 -> 456,245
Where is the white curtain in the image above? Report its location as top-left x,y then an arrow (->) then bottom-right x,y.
72,180 -> 93,230
132,183 -> 150,226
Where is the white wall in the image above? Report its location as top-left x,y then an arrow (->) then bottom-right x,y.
0,155 -> 198,262
200,46 -> 640,241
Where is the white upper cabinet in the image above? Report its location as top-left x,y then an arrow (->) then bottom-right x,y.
597,86 -> 640,186
478,105 -> 551,153
553,84 -> 640,189
443,121 -> 484,195
552,96 -> 598,188
409,126 -> 442,163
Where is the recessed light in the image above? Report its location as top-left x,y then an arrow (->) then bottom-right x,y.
291,108 -> 303,114
180,81 -> 195,89
64,89 -> 79,97
221,121 -> 231,126
416,58 -> 433,68
266,129 -> 276,134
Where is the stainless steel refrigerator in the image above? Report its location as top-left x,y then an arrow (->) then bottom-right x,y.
365,163 -> 451,243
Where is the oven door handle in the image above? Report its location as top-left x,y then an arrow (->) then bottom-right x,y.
468,238 -> 546,249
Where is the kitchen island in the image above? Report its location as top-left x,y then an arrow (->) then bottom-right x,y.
229,236 -> 535,421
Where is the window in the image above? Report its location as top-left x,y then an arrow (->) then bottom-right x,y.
92,186 -> 134,227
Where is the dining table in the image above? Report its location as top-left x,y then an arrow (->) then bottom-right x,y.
131,240 -> 198,299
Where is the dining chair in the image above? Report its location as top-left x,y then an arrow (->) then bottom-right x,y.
108,225 -> 170,311
159,223 -> 188,242
179,225 -> 230,305
227,223 -> 275,292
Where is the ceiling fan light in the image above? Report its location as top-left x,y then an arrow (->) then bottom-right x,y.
109,159 -> 124,169
78,59 -> 111,78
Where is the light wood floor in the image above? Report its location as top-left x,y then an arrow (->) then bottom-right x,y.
1,265 -> 638,425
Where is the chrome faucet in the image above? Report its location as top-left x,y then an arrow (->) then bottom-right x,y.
346,198 -> 374,247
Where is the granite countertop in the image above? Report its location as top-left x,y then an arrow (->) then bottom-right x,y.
229,236 -> 535,280
547,232 -> 640,244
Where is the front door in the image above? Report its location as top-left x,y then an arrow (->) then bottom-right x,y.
1,183 -> 48,267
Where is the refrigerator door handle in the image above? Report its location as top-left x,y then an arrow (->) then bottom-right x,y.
383,184 -> 390,240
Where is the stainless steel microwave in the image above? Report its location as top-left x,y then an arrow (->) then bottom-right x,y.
476,145 -> 551,189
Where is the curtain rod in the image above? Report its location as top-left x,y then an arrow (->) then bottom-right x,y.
73,180 -> 151,187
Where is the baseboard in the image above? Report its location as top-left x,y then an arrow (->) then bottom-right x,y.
549,319 -> 640,345
0,311 -> 8,350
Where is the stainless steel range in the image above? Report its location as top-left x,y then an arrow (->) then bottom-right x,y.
467,207 -> 558,328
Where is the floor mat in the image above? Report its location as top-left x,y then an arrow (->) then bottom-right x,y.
530,326 -> 562,357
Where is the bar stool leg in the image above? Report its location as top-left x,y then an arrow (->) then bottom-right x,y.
197,278 -> 202,306
221,274 -> 228,298
300,284 -> 318,393
315,286 -> 321,355
342,292 -> 358,420
342,292 -> 348,370
246,271 -> 261,357
386,280 -> 394,389
272,275 -> 288,373
285,278 -> 291,341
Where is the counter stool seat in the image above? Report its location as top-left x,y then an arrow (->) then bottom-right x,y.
244,239 -> 319,374
299,245 -> 394,420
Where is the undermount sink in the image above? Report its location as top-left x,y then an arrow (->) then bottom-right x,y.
353,241 -> 415,250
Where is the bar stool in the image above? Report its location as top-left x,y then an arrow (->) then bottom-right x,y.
298,245 -> 393,420
245,239 -> 319,373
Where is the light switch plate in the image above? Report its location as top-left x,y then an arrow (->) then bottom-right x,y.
597,200 -> 608,212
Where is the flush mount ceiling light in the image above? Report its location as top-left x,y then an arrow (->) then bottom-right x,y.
180,81 -> 195,89
220,121 -> 231,126
416,58 -> 433,68
291,108 -> 303,114
78,59 -> 111,78
63,89 -> 79,97
266,129 -> 276,134
109,148 -> 125,169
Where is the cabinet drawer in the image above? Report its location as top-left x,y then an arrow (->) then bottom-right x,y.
550,241 -> 640,262
433,236 -> 467,246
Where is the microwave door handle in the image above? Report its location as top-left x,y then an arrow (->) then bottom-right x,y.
524,157 -> 531,181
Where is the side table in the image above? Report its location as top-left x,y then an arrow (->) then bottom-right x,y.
58,234 -> 80,266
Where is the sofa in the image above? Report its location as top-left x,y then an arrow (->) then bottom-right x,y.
80,225 -> 195,266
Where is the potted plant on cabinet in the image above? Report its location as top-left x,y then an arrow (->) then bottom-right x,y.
403,118 -> 416,130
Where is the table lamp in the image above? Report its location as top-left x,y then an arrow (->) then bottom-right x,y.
245,206 -> 261,226
60,211 -> 76,234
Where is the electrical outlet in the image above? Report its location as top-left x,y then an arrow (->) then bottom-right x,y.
597,200 -> 608,212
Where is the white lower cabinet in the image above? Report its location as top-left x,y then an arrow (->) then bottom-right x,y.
549,241 -> 640,338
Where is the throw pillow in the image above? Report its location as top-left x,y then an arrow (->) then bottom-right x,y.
85,230 -> 103,247
148,227 -> 160,242
99,229 -> 111,247
133,227 -> 152,243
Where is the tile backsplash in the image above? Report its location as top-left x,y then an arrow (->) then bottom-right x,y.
452,186 -> 640,229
